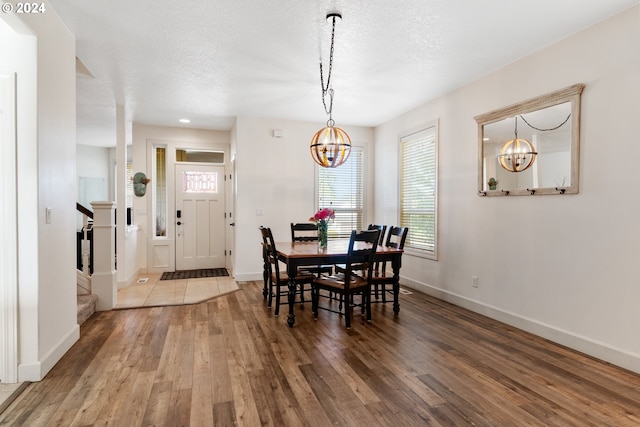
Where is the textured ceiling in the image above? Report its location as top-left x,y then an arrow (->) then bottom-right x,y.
48,0 -> 639,147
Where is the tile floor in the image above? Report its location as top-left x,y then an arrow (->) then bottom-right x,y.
0,382 -> 28,414
115,273 -> 239,308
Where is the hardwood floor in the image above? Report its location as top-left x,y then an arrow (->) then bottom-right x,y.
2,281 -> 639,426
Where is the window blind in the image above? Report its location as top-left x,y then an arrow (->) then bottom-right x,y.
317,147 -> 364,238
400,126 -> 437,255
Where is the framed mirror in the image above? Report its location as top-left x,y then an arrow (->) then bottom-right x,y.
475,84 -> 584,196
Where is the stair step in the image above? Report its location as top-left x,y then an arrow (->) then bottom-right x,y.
77,294 -> 98,325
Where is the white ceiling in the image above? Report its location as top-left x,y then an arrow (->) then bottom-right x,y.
48,0 -> 639,147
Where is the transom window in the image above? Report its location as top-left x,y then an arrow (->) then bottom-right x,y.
176,149 -> 224,164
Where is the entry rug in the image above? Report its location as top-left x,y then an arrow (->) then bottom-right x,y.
160,268 -> 229,280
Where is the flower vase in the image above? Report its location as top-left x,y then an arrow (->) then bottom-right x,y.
318,221 -> 328,249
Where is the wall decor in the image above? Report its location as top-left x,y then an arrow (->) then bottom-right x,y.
133,172 -> 151,197
475,84 -> 584,196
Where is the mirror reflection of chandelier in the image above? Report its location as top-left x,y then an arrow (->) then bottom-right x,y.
309,11 -> 351,168
497,116 -> 537,173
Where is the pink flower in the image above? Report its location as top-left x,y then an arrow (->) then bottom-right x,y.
309,208 -> 335,222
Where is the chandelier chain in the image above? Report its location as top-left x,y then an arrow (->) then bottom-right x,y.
319,15 -> 337,120
519,113 -> 571,132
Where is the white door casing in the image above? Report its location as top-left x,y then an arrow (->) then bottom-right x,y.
175,164 -> 225,270
0,72 -> 18,383
226,158 -> 235,274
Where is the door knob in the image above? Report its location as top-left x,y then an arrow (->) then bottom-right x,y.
230,223 -> 235,226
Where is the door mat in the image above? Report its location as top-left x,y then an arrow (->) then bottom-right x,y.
160,268 -> 229,280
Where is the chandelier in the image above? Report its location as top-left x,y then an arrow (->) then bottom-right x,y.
310,11 -> 351,168
497,116 -> 538,173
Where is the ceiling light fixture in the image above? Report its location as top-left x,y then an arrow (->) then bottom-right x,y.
310,11 -> 351,168
179,118 -> 190,124
497,116 -> 537,173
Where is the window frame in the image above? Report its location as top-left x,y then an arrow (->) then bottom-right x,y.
398,120 -> 439,260
314,145 -> 367,238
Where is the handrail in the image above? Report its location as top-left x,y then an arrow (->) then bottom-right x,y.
76,202 -> 93,219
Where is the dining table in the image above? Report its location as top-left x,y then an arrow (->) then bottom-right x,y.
268,239 -> 404,327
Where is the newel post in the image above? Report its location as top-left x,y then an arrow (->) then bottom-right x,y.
91,201 -> 117,310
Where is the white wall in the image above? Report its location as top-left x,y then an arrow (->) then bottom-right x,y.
233,117 -> 374,281
131,124 -> 230,274
374,6 -> 640,373
4,1 -> 79,381
76,143 -> 110,203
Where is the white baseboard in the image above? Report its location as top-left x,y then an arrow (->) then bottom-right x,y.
118,267 -> 144,289
18,324 -> 79,381
234,272 -> 263,282
401,276 -> 640,375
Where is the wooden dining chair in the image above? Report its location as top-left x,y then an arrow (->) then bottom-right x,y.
260,226 -> 314,316
311,228 -> 380,328
290,222 -> 333,277
334,224 -> 386,276
371,225 -> 408,303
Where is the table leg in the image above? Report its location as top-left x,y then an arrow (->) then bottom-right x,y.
287,277 -> 296,327
393,280 -> 400,315
392,255 -> 401,315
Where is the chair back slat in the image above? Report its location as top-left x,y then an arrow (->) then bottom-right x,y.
385,226 -> 409,250
367,224 -> 387,246
342,229 -> 380,290
291,222 -> 320,242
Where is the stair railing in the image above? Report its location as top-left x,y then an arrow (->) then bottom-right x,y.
76,202 -> 93,294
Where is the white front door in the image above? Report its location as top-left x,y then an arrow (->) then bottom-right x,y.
175,164 -> 225,270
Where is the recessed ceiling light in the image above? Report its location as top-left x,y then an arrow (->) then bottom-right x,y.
179,119 -> 190,124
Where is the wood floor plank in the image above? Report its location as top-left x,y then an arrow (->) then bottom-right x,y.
114,370 -> 156,426
212,401 -> 236,427
174,320 -> 196,391
190,318 -> 215,426
314,340 -> 381,405
223,317 -> 262,426
141,380 -> 173,426
190,373 -> 214,426
2,280 -> 640,426
154,323 -> 183,384
164,388 -> 192,427
208,333 -> 234,404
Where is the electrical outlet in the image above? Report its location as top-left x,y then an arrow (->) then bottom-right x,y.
472,276 -> 479,288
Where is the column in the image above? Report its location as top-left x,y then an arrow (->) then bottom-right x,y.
91,201 -> 117,310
